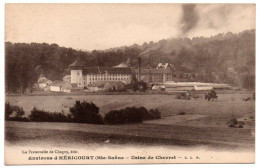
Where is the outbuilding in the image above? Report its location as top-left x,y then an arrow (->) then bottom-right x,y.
50,81 -> 72,92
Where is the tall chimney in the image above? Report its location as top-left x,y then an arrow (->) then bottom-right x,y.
138,57 -> 141,81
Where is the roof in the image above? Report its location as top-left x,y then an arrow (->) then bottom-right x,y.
133,68 -> 172,74
69,60 -> 86,67
83,67 -> 133,75
50,80 -> 66,87
89,81 -> 107,87
89,81 -> 125,87
38,79 -> 50,84
63,75 -> 71,79
156,63 -> 172,69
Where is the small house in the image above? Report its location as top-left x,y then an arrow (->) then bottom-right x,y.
88,81 -> 106,92
50,81 -> 72,92
63,75 -> 71,83
62,82 -> 72,93
50,81 -> 64,92
38,79 -> 52,89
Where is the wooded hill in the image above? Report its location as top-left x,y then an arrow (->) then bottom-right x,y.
5,29 -> 255,93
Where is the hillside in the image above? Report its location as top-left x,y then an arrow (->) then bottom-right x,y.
5,29 -> 255,93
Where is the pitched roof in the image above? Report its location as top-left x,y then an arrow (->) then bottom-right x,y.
83,67 -> 133,75
89,81 -> 125,87
38,79 -> 50,84
89,81 -> 107,87
133,68 -> 172,74
69,60 -> 86,67
50,80 -> 66,86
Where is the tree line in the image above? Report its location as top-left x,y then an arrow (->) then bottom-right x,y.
5,29 -> 255,93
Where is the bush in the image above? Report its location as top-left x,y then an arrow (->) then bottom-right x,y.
104,107 -> 142,124
69,100 -> 103,124
176,92 -> 190,100
227,118 -> 238,127
8,117 -> 29,122
177,111 -> 186,115
104,106 -> 161,124
5,102 -> 27,121
29,107 -> 69,122
147,109 -> 161,120
5,102 -> 13,120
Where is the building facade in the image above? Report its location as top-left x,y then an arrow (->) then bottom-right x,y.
134,68 -> 174,84
69,60 -> 133,88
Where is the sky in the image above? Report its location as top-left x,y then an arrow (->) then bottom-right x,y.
5,3 -> 255,51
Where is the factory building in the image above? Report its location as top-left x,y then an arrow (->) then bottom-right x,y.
69,60 -> 133,88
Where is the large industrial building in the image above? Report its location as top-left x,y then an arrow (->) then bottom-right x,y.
69,57 -> 177,88
69,60 -> 133,88
134,58 -> 176,84
133,68 -> 175,83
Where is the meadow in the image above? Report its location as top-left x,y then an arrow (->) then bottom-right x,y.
5,93 -> 255,149
6,93 -> 255,127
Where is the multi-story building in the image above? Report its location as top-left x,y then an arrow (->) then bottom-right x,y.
133,68 -> 175,84
69,60 -> 133,88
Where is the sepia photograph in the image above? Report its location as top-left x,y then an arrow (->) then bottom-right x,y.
4,3 -> 256,165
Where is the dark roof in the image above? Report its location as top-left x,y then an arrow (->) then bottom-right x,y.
89,81 -> 107,87
38,79 -> 50,84
50,80 -> 66,86
89,81 -> 124,87
83,67 -> 133,75
69,60 -> 86,67
133,68 -> 172,74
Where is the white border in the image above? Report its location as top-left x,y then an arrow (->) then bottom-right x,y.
0,0 -> 258,168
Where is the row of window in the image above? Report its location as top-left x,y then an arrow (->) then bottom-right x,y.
136,74 -> 173,77
88,74 -> 130,77
89,77 -> 129,81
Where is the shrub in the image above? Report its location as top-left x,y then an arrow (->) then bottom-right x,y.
104,106 -> 161,124
5,102 -> 27,121
29,107 -> 69,122
8,117 -> 29,122
147,109 -> 161,120
104,107 -> 142,124
5,102 -> 13,120
177,111 -> 186,115
138,81 -> 147,92
69,100 -> 103,124
227,118 -> 238,127
176,92 -> 190,100
237,121 -> 245,128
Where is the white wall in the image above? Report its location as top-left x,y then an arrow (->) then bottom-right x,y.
50,86 -> 61,92
71,70 -> 83,87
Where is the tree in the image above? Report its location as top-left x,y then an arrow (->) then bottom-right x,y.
137,81 -> 147,92
130,74 -> 138,91
69,100 -> 103,124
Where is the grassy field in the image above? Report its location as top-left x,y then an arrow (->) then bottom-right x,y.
5,93 -> 255,150
6,93 -> 255,128
5,120 -> 254,150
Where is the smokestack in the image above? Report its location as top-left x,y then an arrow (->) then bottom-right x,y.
138,57 -> 141,81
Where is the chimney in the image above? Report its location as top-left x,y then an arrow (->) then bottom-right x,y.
138,57 -> 141,81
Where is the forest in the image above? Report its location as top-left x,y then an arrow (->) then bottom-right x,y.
5,29 -> 255,93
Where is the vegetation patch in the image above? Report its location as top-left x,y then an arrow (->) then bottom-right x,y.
177,111 -> 186,115
104,106 -> 161,124
69,100 -> 103,124
29,107 -> 70,122
5,102 -> 28,122
226,118 -> 245,128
